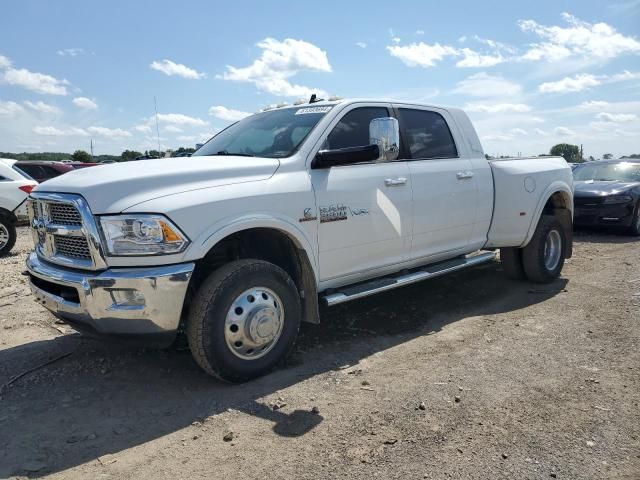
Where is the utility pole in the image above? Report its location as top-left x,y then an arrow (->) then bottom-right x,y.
90,138 -> 94,159
580,144 -> 583,161
154,96 -> 161,154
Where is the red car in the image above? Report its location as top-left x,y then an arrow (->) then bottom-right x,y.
15,161 -> 98,183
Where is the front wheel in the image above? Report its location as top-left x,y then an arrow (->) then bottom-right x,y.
0,218 -> 17,257
187,259 -> 301,383
521,215 -> 566,283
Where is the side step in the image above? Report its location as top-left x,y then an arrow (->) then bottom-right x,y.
322,251 -> 496,307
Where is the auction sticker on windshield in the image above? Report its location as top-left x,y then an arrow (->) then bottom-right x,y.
295,106 -> 333,115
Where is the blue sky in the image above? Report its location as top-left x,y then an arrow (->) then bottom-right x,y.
1,0 -> 639,157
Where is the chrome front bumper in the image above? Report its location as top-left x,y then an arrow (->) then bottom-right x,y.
26,252 -> 194,344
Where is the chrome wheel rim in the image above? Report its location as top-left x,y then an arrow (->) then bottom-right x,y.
543,229 -> 562,271
0,223 -> 9,250
225,287 -> 284,360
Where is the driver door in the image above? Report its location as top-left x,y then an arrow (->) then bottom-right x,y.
310,104 -> 412,283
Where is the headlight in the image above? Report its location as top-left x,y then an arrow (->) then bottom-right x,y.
99,215 -> 189,256
603,195 -> 633,204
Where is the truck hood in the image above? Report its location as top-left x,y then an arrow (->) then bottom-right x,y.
34,156 -> 280,213
573,180 -> 640,197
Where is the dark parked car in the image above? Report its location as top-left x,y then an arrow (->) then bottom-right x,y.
572,160 -> 640,235
15,161 -> 98,182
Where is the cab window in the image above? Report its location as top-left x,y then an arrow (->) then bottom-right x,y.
325,107 -> 389,151
398,108 -> 458,159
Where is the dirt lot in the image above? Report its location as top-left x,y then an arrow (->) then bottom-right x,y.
0,227 -> 638,479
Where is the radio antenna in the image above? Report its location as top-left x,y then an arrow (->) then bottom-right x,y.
154,96 -> 161,153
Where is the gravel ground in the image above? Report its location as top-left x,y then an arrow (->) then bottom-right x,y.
0,227 -> 638,479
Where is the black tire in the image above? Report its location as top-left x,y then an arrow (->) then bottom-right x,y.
522,215 -> 566,284
187,259 -> 301,383
499,247 -> 526,280
0,217 -> 17,257
627,202 -> 640,236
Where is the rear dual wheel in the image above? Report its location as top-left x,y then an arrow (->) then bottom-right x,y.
500,215 -> 566,284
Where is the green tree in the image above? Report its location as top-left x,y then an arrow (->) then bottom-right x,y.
71,150 -> 92,163
550,144 -> 580,162
603,153 -> 613,160
121,149 -> 143,162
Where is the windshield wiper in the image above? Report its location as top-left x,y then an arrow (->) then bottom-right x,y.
213,150 -> 255,157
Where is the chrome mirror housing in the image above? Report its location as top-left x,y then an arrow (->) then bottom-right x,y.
369,117 -> 400,162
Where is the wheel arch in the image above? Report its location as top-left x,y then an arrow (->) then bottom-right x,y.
0,207 -> 18,224
522,183 -> 573,258
189,221 -> 320,324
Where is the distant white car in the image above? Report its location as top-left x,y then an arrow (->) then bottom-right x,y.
0,158 -> 38,255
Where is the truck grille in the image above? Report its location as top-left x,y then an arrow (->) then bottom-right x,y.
54,235 -> 92,259
28,193 -> 104,270
49,203 -> 83,225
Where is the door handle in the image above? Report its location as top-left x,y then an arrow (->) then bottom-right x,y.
384,177 -> 407,187
456,171 -> 474,180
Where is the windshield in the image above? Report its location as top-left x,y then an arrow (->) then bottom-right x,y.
193,106 -> 333,159
573,162 -> 640,182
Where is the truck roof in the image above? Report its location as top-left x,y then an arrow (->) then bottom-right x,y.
265,97 -> 460,113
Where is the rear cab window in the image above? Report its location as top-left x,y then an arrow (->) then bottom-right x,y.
397,108 -> 458,160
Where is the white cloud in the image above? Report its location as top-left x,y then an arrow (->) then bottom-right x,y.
596,112 -> 637,122
388,36 -> 512,69
610,70 -> 640,81
519,13 -> 640,62
539,73 -> 600,93
0,55 -> 11,69
177,135 -> 197,142
510,128 -> 528,136
456,49 -> 504,68
0,100 -> 24,116
72,96 -> 98,109
554,126 -> 576,136
3,67 -> 69,95
578,100 -> 611,110
538,70 -> 640,93
157,113 -> 208,127
208,105 -> 251,122
221,38 -> 331,97
356,42 -> 367,49
464,102 -> 531,113
164,125 -> 183,133
534,128 -> 549,136
387,42 -> 459,68
57,48 -> 84,57
24,100 -> 60,114
87,126 -> 132,138
520,43 -> 572,62
134,124 -> 152,133
150,59 -> 206,79
576,100 -> 640,115
33,126 -> 88,136
482,134 -> 512,142
454,72 -> 522,97
416,30 -> 425,36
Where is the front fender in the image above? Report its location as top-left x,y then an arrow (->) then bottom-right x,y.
187,213 -> 320,281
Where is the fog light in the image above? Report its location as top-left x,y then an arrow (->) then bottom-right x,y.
109,289 -> 146,308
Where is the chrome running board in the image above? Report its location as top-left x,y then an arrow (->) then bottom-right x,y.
322,251 -> 496,307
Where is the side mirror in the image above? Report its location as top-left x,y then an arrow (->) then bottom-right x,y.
369,117 -> 400,162
312,144 -> 379,169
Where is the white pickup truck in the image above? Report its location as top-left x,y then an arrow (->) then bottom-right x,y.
26,98 -> 573,382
